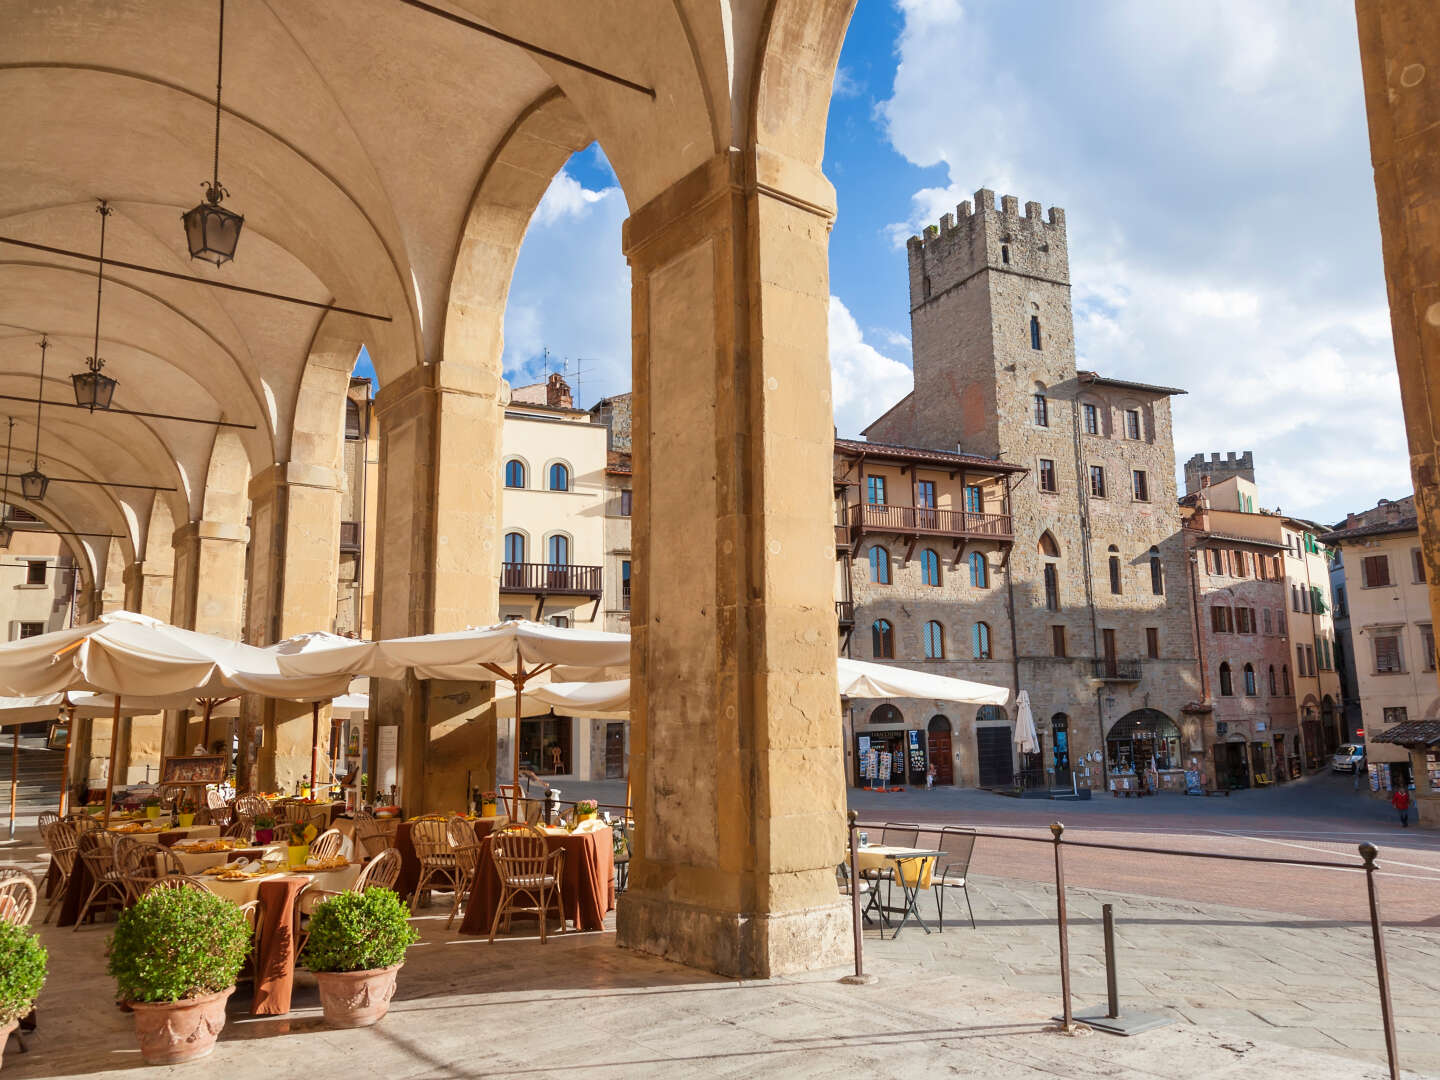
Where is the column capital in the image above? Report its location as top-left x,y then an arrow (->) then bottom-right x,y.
172,519 -> 250,547
248,461 -> 342,500
374,361 -> 506,422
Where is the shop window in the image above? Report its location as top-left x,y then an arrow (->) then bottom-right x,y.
1219,662 -> 1233,696
1105,709 -> 1181,774
869,545 -> 891,584
871,619 -> 894,659
920,549 -> 941,587
923,621 -> 945,659
972,621 -> 992,660
969,551 -> 988,588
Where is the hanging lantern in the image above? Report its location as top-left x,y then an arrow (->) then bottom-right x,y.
20,470 -> 48,502
72,357 -> 118,411
183,0 -> 243,265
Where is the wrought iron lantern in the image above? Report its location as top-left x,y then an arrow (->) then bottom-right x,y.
72,357 -> 118,412
182,0 -> 243,265
19,469 -> 48,502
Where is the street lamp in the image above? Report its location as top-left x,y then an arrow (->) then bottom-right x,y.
72,201 -> 119,411
182,0 -> 243,266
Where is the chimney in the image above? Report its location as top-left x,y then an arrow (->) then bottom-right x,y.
546,373 -> 573,409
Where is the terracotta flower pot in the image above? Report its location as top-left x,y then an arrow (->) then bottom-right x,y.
128,986 -> 233,1065
0,1017 -> 16,1071
254,827 -> 274,844
314,964 -> 401,1028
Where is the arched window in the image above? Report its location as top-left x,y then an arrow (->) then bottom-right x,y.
548,462 -> 570,491
972,621 -> 992,659
872,619 -> 894,659
969,551 -> 988,588
1032,389 -> 1049,427
1282,664 -> 1291,694
923,621 -> 945,659
547,534 -> 569,566
503,532 -> 526,564
869,546 -> 891,584
870,703 -> 903,726
1219,662 -> 1233,696
1149,546 -> 1163,595
1043,564 -> 1060,611
920,549 -> 941,587
1001,244 -> 1010,265
1244,663 -> 1257,696
1108,545 -> 1122,595
1039,531 -> 1060,558
505,459 -> 526,488
1268,665 -> 1277,694
1030,314 -> 1042,350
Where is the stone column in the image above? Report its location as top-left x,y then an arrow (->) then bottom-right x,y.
1357,1 -> 1440,644
371,362 -> 502,812
615,148 -> 848,978
245,462 -> 341,792
115,509 -> 174,786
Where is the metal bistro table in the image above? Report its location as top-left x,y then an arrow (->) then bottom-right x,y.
853,844 -> 944,938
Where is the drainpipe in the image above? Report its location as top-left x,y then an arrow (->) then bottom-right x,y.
1069,397 -> 1104,783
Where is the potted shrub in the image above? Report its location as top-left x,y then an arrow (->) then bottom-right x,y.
142,795 -> 163,821
0,922 -> 46,1070
177,797 -> 197,828
300,888 -> 418,1028
253,814 -> 277,845
287,821 -> 318,866
107,886 -> 250,1065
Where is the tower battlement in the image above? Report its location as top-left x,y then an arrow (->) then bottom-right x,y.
906,189 -> 1069,306
1183,450 -> 1256,495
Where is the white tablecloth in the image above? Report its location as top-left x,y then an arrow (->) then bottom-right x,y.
199,863 -> 362,906
107,824 -> 222,846
170,841 -> 286,875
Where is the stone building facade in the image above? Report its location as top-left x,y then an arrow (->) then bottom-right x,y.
591,392 -> 633,781
860,191 -> 1202,792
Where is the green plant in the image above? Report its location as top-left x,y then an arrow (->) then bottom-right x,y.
107,886 -> 250,1003
0,923 -> 46,1025
287,821 -> 317,845
575,799 -> 598,816
253,814 -> 276,829
300,889 -> 418,973
141,795 -> 161,808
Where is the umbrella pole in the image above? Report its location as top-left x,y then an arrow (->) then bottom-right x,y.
59,704 -> 75,816
512,642 -> 524,788
310,701 -> 320,800
8,727 -> 16,840
202,699 -> 214,751
102,696 -> 121,829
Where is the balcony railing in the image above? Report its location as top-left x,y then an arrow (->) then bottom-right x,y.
842,503 -> 1013,544
500,562 -> 603,597
1092,658 -> 1143,682
836,600 -> 855,627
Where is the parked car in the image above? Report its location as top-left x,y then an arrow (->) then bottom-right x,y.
1332,744 -> 1366,773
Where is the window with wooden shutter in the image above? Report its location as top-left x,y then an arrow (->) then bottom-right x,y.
1374,632 -> 1402,673
1362,554 -> 1391,588
1414,548 -> 1427,584
1051,625 -> 1066,658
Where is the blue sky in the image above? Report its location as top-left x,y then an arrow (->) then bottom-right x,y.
383,1 -> 1404,525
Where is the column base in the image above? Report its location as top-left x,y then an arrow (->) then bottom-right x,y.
616,893 -> 851,978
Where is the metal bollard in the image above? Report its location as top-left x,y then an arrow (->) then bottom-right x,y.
1051,821 -> 1073,1030
1360,842 -> 1401,1080
840,810 -> 877,985
1103,904 -> 1119,1019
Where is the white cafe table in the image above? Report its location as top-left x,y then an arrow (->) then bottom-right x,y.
107,824 -> 222,845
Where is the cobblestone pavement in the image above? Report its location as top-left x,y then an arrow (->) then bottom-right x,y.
862,870 -> 1440,1076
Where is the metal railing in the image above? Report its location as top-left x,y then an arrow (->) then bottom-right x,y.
843,811 -> 1402,1079
500,561 -> 603,595
844,503 -> 1013,539
836,600 -> 855,626
1092,657 -> 1143,681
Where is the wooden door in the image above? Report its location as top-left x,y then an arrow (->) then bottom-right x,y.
927,723 -> 953,785
604,723 -> 625,779
976,726 -> 1014,788
1102,628 -> 1118,677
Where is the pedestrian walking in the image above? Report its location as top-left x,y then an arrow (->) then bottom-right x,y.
1392,786 -> 1412,827
1354,765 -> 1362,792
925,763 -> 936,790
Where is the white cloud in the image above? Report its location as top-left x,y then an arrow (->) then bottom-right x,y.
832,66 -> 863,99
530,169 -> 615,227
829,296 -> 914,437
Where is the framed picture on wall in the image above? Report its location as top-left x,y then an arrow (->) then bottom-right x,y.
160,753 -> 227,786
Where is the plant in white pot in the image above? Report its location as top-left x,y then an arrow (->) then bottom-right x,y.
106,887 -> 250,1064
0,922 -> 46,1071
300,888 -> 418,1028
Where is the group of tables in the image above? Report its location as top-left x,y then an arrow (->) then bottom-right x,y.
49,809 -> 617,1017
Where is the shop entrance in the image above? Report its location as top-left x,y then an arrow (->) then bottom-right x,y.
1215,739 -> 1249,790
926,716 -> 953,785
519,716 -> 572,775
975,725 -> 1014,788
604,722 -> 625,779
1051,714 -> 1072,788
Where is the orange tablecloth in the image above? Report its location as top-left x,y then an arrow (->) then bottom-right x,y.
394,818 -> 496,900
251,876 -> 309,1015
458,827 -> 614,936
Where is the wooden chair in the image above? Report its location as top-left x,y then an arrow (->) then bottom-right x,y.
67,813 -> 101,835
74,832 -> 127,929
232,792 -> 268,830
446,814 -> 476,847
221,819 -> 250,838
36,811 -> 60,833
0,868 -> 38,925
446,842 -> 482,930
934,826 -> 977,931
351,809 -> 393,858
41,820 -> 80,924
204,789 -> 231,827
309,828 -> 344,861
153,846 -> 188,878
409,818 -> 458,913
488,825 -> 564,943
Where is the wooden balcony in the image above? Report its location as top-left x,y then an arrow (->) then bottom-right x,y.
836,600 -> 855,627
500,562 -> 603,598
339,520 -> 361,554
1092,658 -> 1143,682
842,503 -> 1013,545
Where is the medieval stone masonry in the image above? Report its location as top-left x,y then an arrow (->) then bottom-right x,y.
848,190 -> 1202,792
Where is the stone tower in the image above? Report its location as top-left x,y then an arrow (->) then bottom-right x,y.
866,190 -> 1201,789
1183,451 -> 1255,495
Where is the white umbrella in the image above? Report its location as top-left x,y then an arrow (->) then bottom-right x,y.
493,678 -> 631,721
836,657 -> 1010,705
1014,690 -> 1039,756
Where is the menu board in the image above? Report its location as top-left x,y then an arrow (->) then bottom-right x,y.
1184,770 -> 1205,795
1428,753 -> 1440,794
907,729 -> 927,775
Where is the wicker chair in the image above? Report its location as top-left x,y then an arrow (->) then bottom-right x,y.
309,828 -> 344,861
37,811 -> 60,833
446,814 -> 477,847
351,809 -> 394,859
446,842 -> 482,930
153,846 -> 188,878
74,831 -> 127,929
488,825 -> 564,943
144,875 -> 206,894
113,837 -> 158,903
611,819 -> 632,893
204,789 -> 232,827
934,826 -> 977,931
0,868 -> 38,925
409,818 -> 458,913
354,848 -> 402,893
67,813 -> 101,835
41,820 -> 80,924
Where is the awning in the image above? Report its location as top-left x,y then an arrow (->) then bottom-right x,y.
1368,720 -> 1440,747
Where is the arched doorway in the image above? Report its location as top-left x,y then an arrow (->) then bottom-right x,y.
975,704 -> 1013,788
1105,709 -> 1181,778
927,715 -> 953,785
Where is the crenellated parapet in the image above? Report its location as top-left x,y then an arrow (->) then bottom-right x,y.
907,188 -> 1070,305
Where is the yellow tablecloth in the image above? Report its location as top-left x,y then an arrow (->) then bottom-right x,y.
853,845 -> 935,889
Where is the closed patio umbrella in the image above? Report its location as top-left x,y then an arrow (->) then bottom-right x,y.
1014,690 -> 1039,756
